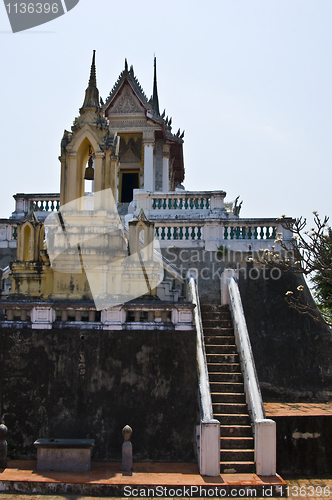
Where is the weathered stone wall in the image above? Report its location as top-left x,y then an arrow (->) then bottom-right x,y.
272,415 -> 332,475
0,248 -> 16,270
162,247 -> 232,303
0,327 -> 198,462
239,267 -> 332,401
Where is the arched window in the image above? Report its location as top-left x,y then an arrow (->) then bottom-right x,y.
84,149 -> 95,210
23,224 -> 31,261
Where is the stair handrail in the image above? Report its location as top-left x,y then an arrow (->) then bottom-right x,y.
188,276 -> 220,476
188,276 -> 213,421
0,267 -> 10,281
227,276 -> 265,422
223,271 -> 276,476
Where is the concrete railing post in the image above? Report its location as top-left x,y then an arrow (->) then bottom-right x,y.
255,419 -> 276,476
0,424 -> 8,469
133,190 -> 151,214
199,420 -> 220,476
220,269 -> 238,305
122,425 -> 133,472
210,191 -> 226,212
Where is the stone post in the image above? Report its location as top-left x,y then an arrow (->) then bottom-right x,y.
122,425 -> 133,472
210,191 -> 226,212
162,144 -> 170,192
0,424 -> 8,469
143,132 -> 155,192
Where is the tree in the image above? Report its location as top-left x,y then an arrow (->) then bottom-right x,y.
257,212 -> 332,326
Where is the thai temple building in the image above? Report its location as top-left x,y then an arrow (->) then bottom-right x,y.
0,52 -> 331,478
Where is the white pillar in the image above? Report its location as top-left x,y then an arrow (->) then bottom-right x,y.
199,420 -> 220,476
255,419 -> 276,476
162,144 -> 170,192
93,153 -> 105,210
143,133 -> 155,192
220,269 -> 239,305
210,191 -> 226,212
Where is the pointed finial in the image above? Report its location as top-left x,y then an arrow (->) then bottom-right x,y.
88,50 -> 97,88
125,58 -> 128,71
81,50 -> 100,112
152,55 -> 160,116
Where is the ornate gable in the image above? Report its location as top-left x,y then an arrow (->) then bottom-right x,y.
104,61 -> 150,116
111,84 -> 145,115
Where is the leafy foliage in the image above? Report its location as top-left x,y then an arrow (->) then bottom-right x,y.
257,212 -> 332,326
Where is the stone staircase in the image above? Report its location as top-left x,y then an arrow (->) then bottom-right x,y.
201,304 -> 255,473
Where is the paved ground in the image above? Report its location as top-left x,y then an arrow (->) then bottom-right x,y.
264,402 -> 332,416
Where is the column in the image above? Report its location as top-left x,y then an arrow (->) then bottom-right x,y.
143,132 -> 155,192
66,153 -> 79,208
162,144 -> 170,192
93,152 -> 106,211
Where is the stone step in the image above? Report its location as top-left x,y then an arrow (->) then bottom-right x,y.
211,392 -> 246,403
202,319 -> 233,328
207,363 -> 241,373
214,414 -> 251,425
220,449 -> 255,462
203,327 -> 234,336
202,303 -> 254,473
202,315 -> 232,324
220,437 -> 254,449
206,353 -> 239,363
220,461 -> 255,474
204,335 -> 236,345
212,403 -> 248,414
205,344 -> 237,354
208,372 -> 243,382
220,425 -> 253,437
201,304 -> 229,312
209,382 -> 244,393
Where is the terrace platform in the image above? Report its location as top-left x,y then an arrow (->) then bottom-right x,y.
0,460 -> 286,497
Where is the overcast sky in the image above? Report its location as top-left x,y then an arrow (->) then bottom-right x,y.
0,0 -> 331,227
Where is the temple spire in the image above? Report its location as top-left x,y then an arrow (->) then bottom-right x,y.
152,56 -> 160,116
89,49 -> 97,87
81,50 -> 100,112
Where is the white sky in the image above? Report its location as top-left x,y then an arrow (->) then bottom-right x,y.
0,0 -> 331,227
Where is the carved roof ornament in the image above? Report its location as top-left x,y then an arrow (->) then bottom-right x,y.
129,209 -> 154,227
95,114 -> 109,130
61,130 -> 73,153
136,208 -> 150,222
101,130 -> 118,152
21,209 -> 41,226
80,50 -> 101,113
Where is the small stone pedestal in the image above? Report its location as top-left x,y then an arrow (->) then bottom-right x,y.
122,425 -> 132,472
0,424 -> 8,469
34,438 -> 95,471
